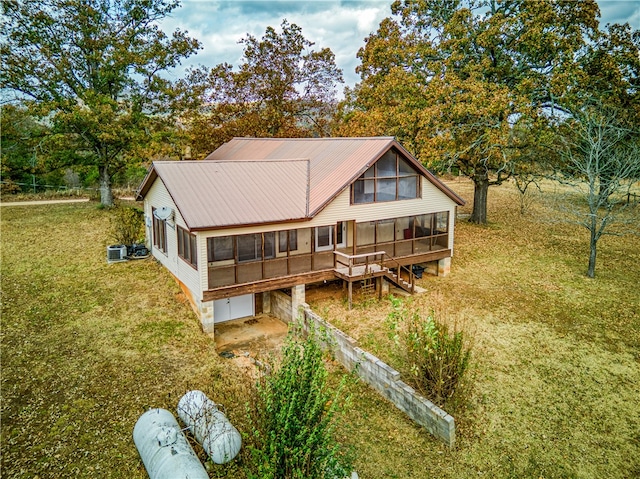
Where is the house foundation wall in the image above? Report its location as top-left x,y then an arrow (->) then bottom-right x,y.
261,292 -> 271,314
270,290 -> 295,324
198,299 -> 215,334
423,257 -> 452,277
173,275 -> 215,335
267,286 -> 306,324
438,257 -> 451,276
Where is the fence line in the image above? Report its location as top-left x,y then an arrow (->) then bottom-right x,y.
0,180 -> 98,193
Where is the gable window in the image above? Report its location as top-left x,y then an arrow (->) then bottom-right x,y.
152,208 -> 167,254
315,222 -> 346,252
177,226 -> 197,268
352,150 -> 420,204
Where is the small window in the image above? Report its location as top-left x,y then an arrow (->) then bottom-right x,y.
279,230 -> 298,253
315,222 -> 346,251
152,208 -> 167,254
238,234 -> 262,262
316,226 -> 331,250
264,232 -> 276,259
177,226 -> 197,268
208,236 -> 233,262
336,222 -> 345,246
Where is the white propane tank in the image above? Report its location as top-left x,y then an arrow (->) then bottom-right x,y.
177,390 -> 242,464
133,408 -> 208,479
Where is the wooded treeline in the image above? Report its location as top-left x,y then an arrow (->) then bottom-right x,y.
2,0 -> 638,276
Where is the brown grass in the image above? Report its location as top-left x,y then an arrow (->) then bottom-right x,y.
1,179 -> 639,478
309,178 -> 640,478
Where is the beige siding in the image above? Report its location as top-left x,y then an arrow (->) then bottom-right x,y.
201,181 -> 456,236
198,177 -> 460,273
311,181 -> 457,227
145,179 -> 202,301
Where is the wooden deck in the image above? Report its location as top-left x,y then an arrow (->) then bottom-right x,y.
204,249 -> 451,302
333,263 -> 388,282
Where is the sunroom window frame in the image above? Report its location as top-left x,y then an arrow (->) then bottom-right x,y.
351,150 -> 421,204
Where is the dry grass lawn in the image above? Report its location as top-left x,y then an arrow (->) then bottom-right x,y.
1,180 -> 639,478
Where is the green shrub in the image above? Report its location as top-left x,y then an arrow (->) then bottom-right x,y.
245,331 -> 352,479
387,296 -> 472,406
110,204 -> 145,245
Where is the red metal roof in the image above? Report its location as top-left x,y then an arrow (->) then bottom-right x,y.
137,137 -> 464,230
143,160 -> 309,230
206,137 -> 464,215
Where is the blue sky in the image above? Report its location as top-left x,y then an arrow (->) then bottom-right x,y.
159,0 -> 640,92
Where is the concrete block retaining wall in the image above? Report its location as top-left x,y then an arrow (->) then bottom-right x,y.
267,290 -> 455,447
270,290 -> 293,323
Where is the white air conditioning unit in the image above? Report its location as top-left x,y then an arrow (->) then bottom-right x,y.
107,244 -> 128,263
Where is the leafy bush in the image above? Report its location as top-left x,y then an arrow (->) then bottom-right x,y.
245,331 -> 352,479
387,296 -> 472,406
110,204 -> 144,245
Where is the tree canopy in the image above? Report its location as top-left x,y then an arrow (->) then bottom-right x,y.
177,20 -> 344,158
335,0 -> 603,223
2,0 -> 200,205
0,104 -> 48,192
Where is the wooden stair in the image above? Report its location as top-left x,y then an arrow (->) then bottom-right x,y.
381,267 -> 414,294
332,251 -> 420,308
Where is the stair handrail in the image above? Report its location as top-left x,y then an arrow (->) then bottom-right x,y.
380,252 -> 415,294
333,251 -> 415,293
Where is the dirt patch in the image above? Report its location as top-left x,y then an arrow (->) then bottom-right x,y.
214,314 -> 289,355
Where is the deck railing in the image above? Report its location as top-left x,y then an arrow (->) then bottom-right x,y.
334,250 -> 415,293
333,250 -> 385,277
207,238 -> 440,291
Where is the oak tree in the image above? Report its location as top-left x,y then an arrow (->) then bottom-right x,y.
2,0 -> 200,205
336,0 -> 600,224
178,20 -> 343,158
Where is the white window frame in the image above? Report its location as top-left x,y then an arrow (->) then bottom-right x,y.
315,222 -> 346,252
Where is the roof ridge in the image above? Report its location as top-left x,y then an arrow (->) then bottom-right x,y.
204,158 -> 311,163
229,136 -> 395,141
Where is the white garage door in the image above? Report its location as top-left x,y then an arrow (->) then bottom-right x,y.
214,294 -> 255,324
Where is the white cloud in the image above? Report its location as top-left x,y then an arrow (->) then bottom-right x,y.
160,0 -> 637,92
158,0 -> 389,89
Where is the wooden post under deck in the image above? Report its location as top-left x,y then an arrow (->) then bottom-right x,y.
348,280 -> 353,310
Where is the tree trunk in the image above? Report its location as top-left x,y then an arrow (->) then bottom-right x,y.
469,174 -> 489,224
99,165 -> 114,207
587,223 -> 597,278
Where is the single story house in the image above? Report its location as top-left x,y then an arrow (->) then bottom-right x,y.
136,137 -> 465,334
